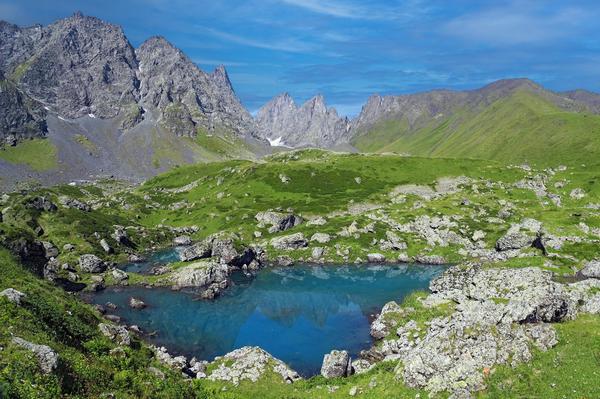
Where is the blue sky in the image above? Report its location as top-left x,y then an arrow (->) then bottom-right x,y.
2,0 -> 599,116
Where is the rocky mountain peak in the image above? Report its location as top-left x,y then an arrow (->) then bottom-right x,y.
255,93 -> 350,148
211,65 -> 234,92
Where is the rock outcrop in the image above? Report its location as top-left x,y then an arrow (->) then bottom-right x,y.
321,350 -> 353,378
207,346 -> 300,384
12,337 -> 59,374
369,264 -> 571,396
78,254 -> 107,273
255,93 -> 350,148
270,233 -> 308,250
0,12 -> 259,145
0,287 -> 26,304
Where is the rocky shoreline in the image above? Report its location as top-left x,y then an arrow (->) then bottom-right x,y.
57,258 -> 600,397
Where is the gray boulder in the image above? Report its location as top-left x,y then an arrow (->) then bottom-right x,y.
12,337 -> 58,374
111,268 -> 128,282
321,350 -> 352,378
128,297 -> 146,309
310,233 -> 331,244
58,196 -> 91,212
580,260 -> 600,278
41,241 -> 59,258
177,241 -> 211,262
173,235 -> 192,246
271,233 -> 308,250
171,261 -> 229,289
367,253 -> 386,263
100,239 -> 113,254
207,346 -> 301,384
26,197 -> 57,212
99,323 -> 131,346
78,254 -> 107,273
255,211 -> 303,233
0,288 -> 26,305
495,232 -> 536,251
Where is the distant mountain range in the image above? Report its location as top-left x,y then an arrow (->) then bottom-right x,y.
1,12 -> 600,190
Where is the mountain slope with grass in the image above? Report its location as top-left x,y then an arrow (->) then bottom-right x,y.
350,79 -> 600,165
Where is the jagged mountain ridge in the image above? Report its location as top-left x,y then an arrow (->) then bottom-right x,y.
255,93 -> 350,148
0,12 -> 256,144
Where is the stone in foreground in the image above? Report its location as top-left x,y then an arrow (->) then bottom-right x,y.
12,337 -> 58,374
321,350 -> 352,378
208,346 -> 300,385
0,288 -> 26,305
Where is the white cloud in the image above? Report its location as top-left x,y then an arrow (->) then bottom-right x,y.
278,0 -> 427,21
201,27 -> 316,53
444,3 -> 588,45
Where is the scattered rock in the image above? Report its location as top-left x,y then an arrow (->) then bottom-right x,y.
100,239 -> 113,254
26,197 -> 57,212
271,233 -> 308,250
58,196 -> 91,212
414,254 -> 447,265
255,211 -> 303,233
98,323 -> 131,346
41,241 -> 59,258
0,288 -> 26,305
111,268 -> 128,282
128,297 -> 146,309
12,337 -> 58,374
310,233 -> 331,244
580,260 -> 600,279
321,350 -> 352,378
570,188 -> 586,200
78,254 -> 107,273
367,253 -> 386,263
173,235 -> 192,246
208,346 -> 300,384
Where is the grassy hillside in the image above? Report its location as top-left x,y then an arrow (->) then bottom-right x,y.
2,150 -> 600,397
0,139 -> 58,172
354,90 -> 600,166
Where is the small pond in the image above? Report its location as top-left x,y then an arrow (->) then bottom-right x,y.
90,263 -> 445,376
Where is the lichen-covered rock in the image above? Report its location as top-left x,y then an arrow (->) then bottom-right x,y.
78,254 -> 107,273
310,233 -> 331,244
177,241 -> 212,262
128,297 -> 146,309
270,233 -> 308,250
321,350 -> 352,378
367,253 -> 386,263
12,337 -> 58,374
370,301 -> 404,339
370,265 -> 568,396
208,346 -> 300,384
170,261 -> 229,289
0,288 -> 26,305
111,268 -> 128,282
580,260 -> 600,279
255,211 -> 303,233
98,323 -> 131,346
58,196 -> 91,212
173,235 -> 192,246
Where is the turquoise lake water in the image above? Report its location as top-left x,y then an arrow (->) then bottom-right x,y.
90,264 -> 444,376
120,248 -> 182,274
